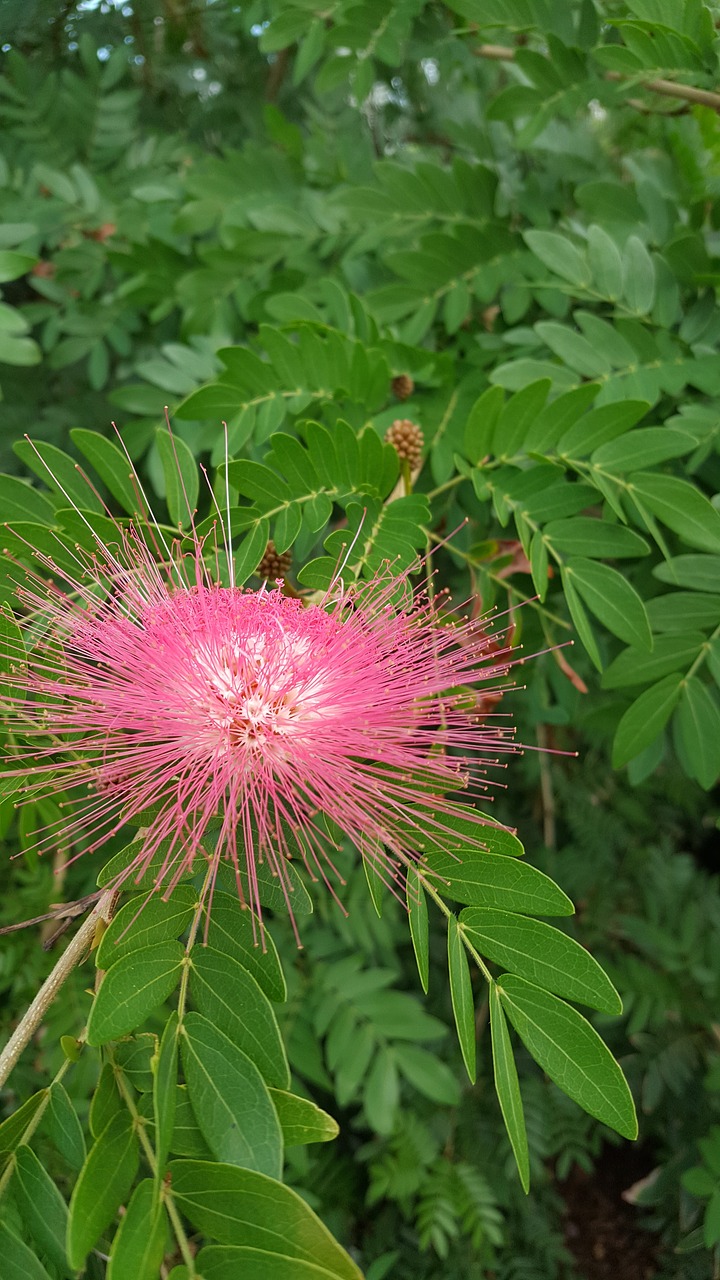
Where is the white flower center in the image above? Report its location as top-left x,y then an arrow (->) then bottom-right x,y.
197,628 -> 323,757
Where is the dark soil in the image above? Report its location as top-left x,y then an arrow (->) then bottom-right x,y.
560,1144 -> 662,1280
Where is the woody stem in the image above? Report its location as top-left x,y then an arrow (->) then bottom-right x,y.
0,889 -> 118,1088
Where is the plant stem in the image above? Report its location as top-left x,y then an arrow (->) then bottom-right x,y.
418,869 -> 494,983
0,1056 -> 72,1199
113,1065 -> 197,1275
473,42 -> 720,112
0,889 -> 118,1090
176,865 -> 212,1027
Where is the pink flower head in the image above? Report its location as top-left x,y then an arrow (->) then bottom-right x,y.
2,440 -> 522,932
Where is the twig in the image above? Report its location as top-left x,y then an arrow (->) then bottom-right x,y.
536,723 -> 556,850
0,891 -> 105,944
266,46 -> 291,101
474,43 -> 720,113
0,889 -> 118,1089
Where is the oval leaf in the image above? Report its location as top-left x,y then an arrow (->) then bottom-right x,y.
0,1224 -> 52,1280
448,917 -> 476,1083
181,1012 -> 283,1179
489,984 -> 529,1193
268,1090 -> 339,1146
499,975 -> 637,1139
190,946 -> 290,1088
107,1179 -> 167,1280
204,892 -> 286,1002
67,1112 -> 140,1269
612,673 -> 684,767
425,850 -> 573,916
13,1146 -> 69,1273
87,941 -> 184,1044
566,557 -> 652,650
97,887 -> 196,969
406,868 -> 429,993
168,1159 -> 363,1279
461,908 -> 622,1014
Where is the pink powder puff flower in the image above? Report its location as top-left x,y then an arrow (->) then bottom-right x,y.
0,440 -> 522,932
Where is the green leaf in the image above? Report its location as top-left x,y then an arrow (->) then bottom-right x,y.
362,844 -> 385,918
561,568 -> 602,670
233,518 -> 270,585
96,886 -> 196,968
0,251 -> 36,282
673,677 -> 720,789
107,1180 -> 167,1280
489,984 -> 529,1193
544,517 -> 649,559
13,1145 -> 70,1274
214,853 -> 313,917
558,401 -> 648,458
96,836 -> 205,891
67,1112 -> 140,1269
424,850 -> 573,916
363,1047 -> 399,1135
0,475 -> 56,525
415,807 -> 525,859
461,908 -> 622,1014
524,383 -> 598,453
86,941 -> 184,1044
448,918 -> 476,1083
0,1092 -> 46,1163
622,235 -> 655,314
395,1043 -> 461,1106
653,554 -> 720,593
494,379 -> 551,457
70,429 -> 140,516
194,1247 -> 356,1279
89,1062 -> 122,1138
530,531 -> 549,599
181,1012 -> 283,1178
603,634 -> 704,689
464,385 -> 504,463
406,868 -> 429,993
13,438 -> 104,512
156,428 -> 200,529
153,1010 -> 179,1182
0,610 -> 25,702
114,1035 -> 157,1091
566,557 -> 652,650
169,1159 -> 363,1279
204,892 -> 286,1003
612,673 -> 684,767
587,225 -> 623,300
153,1085 -> 211,1160
44,1084 -> 86,1170
524,230 -> 591,287
592,428 -> 693,472
498,976 -> 637,1139
190,946 -> 290,1088
0,1225 -> 52,1280
268,1090 -> 339,1146
629,472 -> 720,554
647,592 -> 720,634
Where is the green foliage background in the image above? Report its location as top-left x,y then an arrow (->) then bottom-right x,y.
0,1 -> 720,1277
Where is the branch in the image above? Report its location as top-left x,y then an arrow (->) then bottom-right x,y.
474,43 -> 720,113
0,890 -> 118,1089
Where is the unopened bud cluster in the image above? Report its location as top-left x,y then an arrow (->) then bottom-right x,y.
385,419 -> 424,470
391,373 -> 414,401
257,540 -> 292,582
